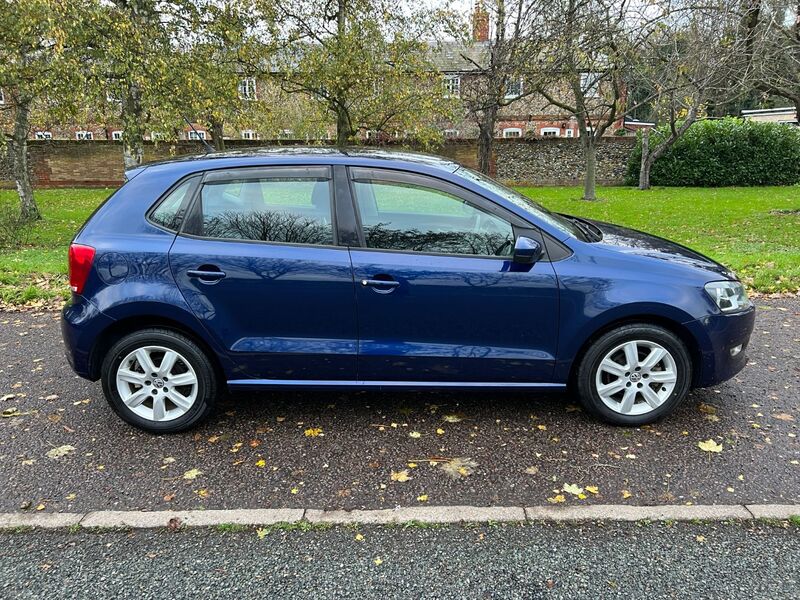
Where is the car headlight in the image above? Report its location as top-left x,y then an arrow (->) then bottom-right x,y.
704,281 -> 750,313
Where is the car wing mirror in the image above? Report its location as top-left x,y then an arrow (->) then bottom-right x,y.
512,236 -> 543,265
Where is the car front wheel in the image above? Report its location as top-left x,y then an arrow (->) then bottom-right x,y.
576,324 -> 692,425
101,328 -> 217,433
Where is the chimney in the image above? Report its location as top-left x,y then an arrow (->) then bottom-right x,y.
472,1 -> 489,42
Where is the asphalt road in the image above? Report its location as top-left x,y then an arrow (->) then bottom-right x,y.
0,299 -> 798,513
2,521 -> 798,599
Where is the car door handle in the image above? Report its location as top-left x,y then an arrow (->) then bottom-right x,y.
187,267 -> 226,282
361,279 -> 400,288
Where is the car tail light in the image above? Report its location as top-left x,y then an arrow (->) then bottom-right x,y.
68,243 -> 96,294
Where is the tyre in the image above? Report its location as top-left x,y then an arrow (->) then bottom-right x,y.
101,328 -> 217,433
575,324 -> 691,425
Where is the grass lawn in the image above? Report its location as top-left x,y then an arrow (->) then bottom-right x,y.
0,184 -> 798,305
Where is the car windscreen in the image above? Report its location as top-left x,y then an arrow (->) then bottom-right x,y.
454,167 -> 583,239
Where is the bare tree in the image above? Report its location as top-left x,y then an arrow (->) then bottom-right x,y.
742,1 -> 800,116
456,0 -> 552,174
536,0 -> 672,200
634,1 -> 750,189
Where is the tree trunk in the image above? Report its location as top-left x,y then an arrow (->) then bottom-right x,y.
8,97 -> 40,221
122,81 -> 145,169
210,116 -> 225,151
638,128 -> 651,190
582,140 -> 597,201
477,106 -> 497,175
335,105 -> 351,147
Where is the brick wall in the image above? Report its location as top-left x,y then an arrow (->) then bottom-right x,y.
0,138 -> 635,189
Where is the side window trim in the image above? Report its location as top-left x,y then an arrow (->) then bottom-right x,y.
146,174 -> 201,233
179,165 -> 339,247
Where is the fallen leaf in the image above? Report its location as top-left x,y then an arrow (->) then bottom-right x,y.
290,487 -> 299,494
696,535 -> 706,543
182,468 -> 203,480
0,394 -> 15,402
230,442 -> 243,453
373,557 -> 383,566
390,469 -> 411,482
195,489 -> 210,498
698,439 -> 723,453
439,457 -> 477,479
304,427 -> 323,437
35,503 -> 46,511
442,414 -> 463,423
163,493 -> 176,502
562,483 -> 584,496
46,445 -> 75,459
256,528 -> 268,539
773,413 -> 795,422
408,431 -> 421,438
436,428 -> 445,435
697,403 -> 717,415
585,486 -> 600,495
547,494 -> 566,504
355,533 -> 365,541
524,466 -> 540,475
536,424 -> 547,431
255,459 -> 266,468
417,494 -> 429,502
621,490 -> 633,499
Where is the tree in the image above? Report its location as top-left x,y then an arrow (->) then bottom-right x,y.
456,0 -> 552,174
0,0 -> 97,220
633,1 -> 748,189
270,0 -> 453,146
536,0 -> 666,200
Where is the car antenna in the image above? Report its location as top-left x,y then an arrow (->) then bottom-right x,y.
182,115 -> 216,154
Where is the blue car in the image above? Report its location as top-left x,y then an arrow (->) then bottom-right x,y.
62,148 -> 755,432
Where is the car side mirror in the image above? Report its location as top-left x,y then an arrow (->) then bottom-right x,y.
512,236 -> 543,265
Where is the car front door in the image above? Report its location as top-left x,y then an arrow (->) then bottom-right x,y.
168,165 -> 358,381
346,167 -> 560,383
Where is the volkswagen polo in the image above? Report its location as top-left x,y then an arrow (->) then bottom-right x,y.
61,148 -> 755,433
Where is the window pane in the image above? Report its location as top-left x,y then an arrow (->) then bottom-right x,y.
353,179 -> 514,257
198,177 -> 334,245
151,178 -> 196,231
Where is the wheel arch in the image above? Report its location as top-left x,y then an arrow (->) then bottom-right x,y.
88,312 -> 229,386
566,313 -> 703,390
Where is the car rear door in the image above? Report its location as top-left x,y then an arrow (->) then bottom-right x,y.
345,167 -> 560,383
168,165 -> 358,381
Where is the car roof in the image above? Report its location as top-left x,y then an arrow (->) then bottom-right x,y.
130,146 -> 462,178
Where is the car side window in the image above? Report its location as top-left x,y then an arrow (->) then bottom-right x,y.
150,177 -> 197,231
189,173 -> 334,245
352,176 -> 514,257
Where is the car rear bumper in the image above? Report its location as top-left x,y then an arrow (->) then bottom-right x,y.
686,304 -> 756,388
61,295 -> 115,381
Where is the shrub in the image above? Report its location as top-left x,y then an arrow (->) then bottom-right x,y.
625,117 -> 800,187
0,202 -> 33,248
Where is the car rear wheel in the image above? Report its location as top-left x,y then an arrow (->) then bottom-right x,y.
101,329 -> 217,433
576,324 -> 691,425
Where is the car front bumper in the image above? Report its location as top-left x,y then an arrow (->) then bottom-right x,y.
686,303 -> 756,388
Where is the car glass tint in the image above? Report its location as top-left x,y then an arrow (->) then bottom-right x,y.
197,178 -> 334,245
353,179 -> 514,256
150,178 -> 194,231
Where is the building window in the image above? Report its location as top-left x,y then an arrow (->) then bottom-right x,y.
580,72 -> 600,98
111,130 -> 123,141
540,127 -> 560,138
150,131 -> 166,141
238,77 -> 257,100
504,78 -> 523,100
35,131 -> 53,140
565,129 -> 575,138
443,74 -> 461,98
240,130 -> 257,140
76,131 -> 94,140
278,129 -> 294,139
502,127 -> 523,138
188,130 -> 207,140
0,89 -> 5,104
443,129 -> 460,139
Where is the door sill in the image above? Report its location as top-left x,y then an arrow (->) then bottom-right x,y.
227,379 -> 567,389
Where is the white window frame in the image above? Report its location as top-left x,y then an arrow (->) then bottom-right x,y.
540,127 -> 561,138
443,74 -> 461,98
0,89 -> 5,104
238,77 -> 257,101
565,128 -> 575,138
502,127 -> 523,138
240,129 -> 257,140
188,130 -> 207,140
111,130 -> 123,141
35,131 -> 53,140
443,129 -> 460,138
580,72 -> 600,98
504,78 -> 523,100
76,131 -> 93,140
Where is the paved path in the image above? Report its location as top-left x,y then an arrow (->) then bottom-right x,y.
1,299 -> 798,513
2,522 -> 798,599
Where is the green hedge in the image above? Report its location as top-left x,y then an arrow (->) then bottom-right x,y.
625,117 -> 800,186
